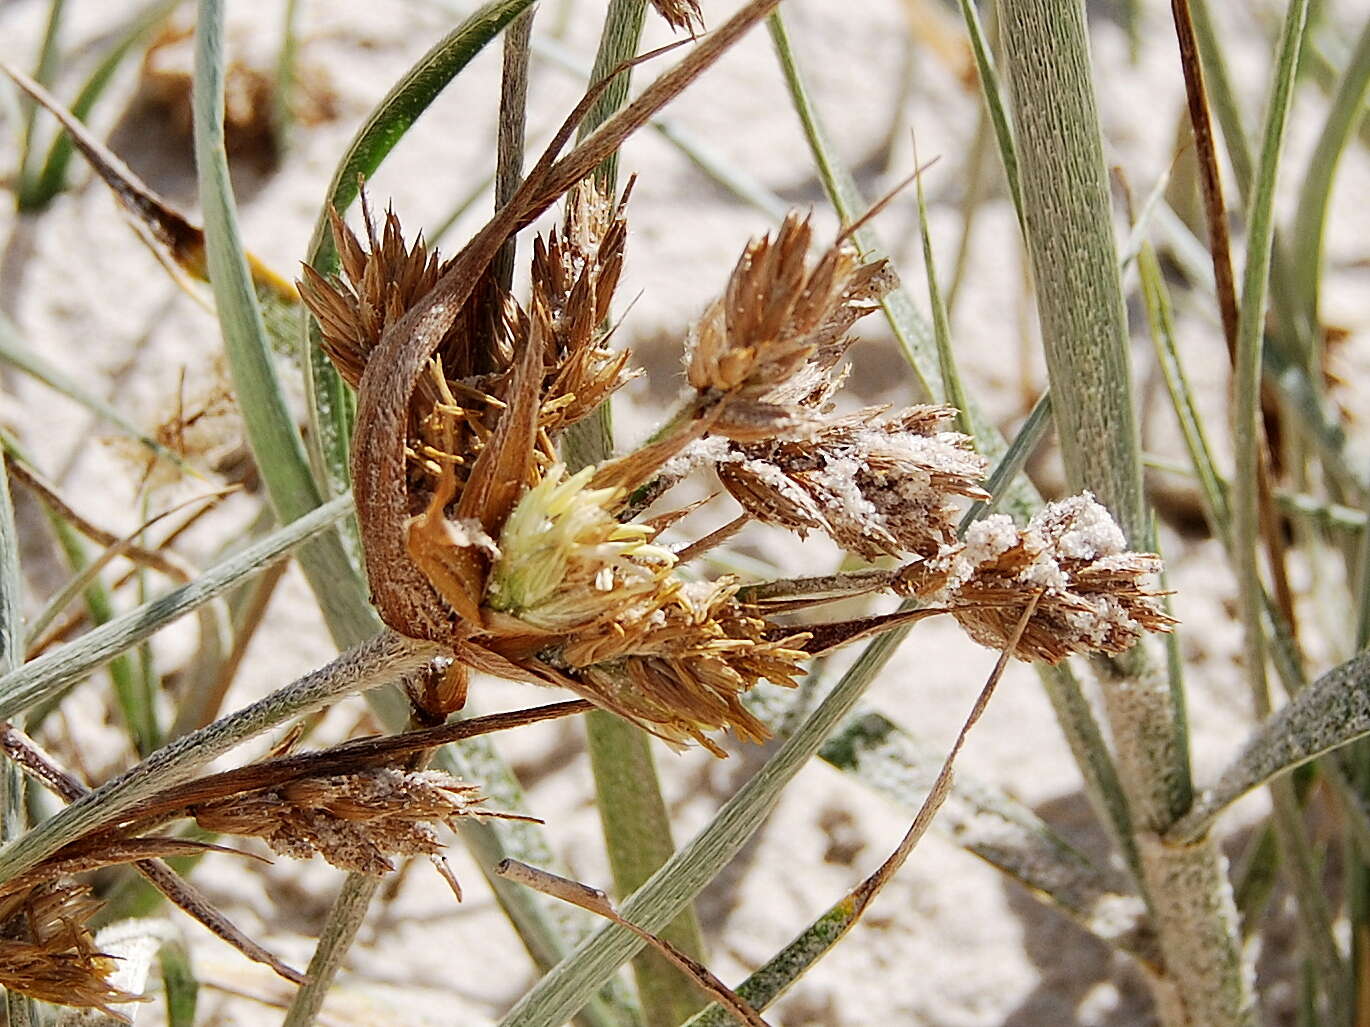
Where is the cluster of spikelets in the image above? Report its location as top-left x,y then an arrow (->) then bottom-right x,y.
298,180 -> 1174,758
12,176 -> 1174,1018
0,731 -> 523,1010
0,882 -> 138,1017
190,767 -> 496,878
3,15 -> 1174,1015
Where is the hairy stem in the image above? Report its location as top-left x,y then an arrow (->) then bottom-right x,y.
997,0 -> 1249,1022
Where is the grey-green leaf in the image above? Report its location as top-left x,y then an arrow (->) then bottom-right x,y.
0,492 -> 353,722
1172,650 -> 1370,844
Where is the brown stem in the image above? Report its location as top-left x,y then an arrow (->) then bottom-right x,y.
673,514 -> 749,563
1169,0 -> 1297,635
6,455 -> 194,583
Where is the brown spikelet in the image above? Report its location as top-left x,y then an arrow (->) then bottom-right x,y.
717,405 -> 989,560
531,185 -> 641,432
299,204 -> 447,391
649,0 -> 705,32
191,768 -> 504,876
0,883 -> 140,1017
925,494 -> 1176,663
556,580 -> 810,755
686,214 -> 898,440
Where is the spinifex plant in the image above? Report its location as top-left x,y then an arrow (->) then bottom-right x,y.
5,0 -> 1370,1023
2,71 -> 1174,1015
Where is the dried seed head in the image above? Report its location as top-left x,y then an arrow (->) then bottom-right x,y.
927,494 -> 1176,663
484,464 -> 676,634
718,405 -> 989,560
299,188 -> 639,645
649,0 -> 704,32
674,217 -> 991,569
0,883 -> 138,1016
686,214 -> 897,440
299,204 -> 447,391
528,183 -> 640,434
192,768 -> 496,876
559,581 -> 810,755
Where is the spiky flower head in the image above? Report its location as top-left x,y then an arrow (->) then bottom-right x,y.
686,213 -> 897,441
299,202 -> 459,394
301,177 -> 1173,757
923,494 -> 1175,663
0,883 -> 138,1015
191,768 -> 496,876
299,186 -> 638,648
649,0 -> 704,33
484,464 -> 676,634
718,405 -> 989,560
527,182 -> 640,434
560,581 -> 810,756
681,223 -> 983,563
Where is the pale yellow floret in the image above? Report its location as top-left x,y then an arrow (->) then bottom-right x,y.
484,464 -> 676,632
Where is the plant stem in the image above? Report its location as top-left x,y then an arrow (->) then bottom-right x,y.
271,0 -> 301,151
14,0 -> 66,208
586,713 -> 701,1026
579,0 -> 648,190
997,0 -> 1249,1022
0,395 -> 36,1025
493,6 -> 535,292
0,493 -> 355,722
282,874 -> 381,1027
570,6 -> 707,1023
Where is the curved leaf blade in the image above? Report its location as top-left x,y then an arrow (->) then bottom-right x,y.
1173,650 -> 1370,843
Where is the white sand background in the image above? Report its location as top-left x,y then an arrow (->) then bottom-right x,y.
2,0 -> 1368,1023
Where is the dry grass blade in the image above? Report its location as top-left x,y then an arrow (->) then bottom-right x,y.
847,596 -> 1037,911
0,837 -> 263,902
4,457 -> 194,583
1167,0 -> 1295,634
130,861 -> 308,986
684,596 -> 1040,1026
672,513 -> 749,563
736,569 -> 895,603
80,699 -> 593,832
0,59 -> 296,302
27,487 -> 234,645
790,607 -> 945,656
1168,0 -> 1239,356
496,859 -> 769,1027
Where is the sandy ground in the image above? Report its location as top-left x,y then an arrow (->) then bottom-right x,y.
2,0 -> 1368,1024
